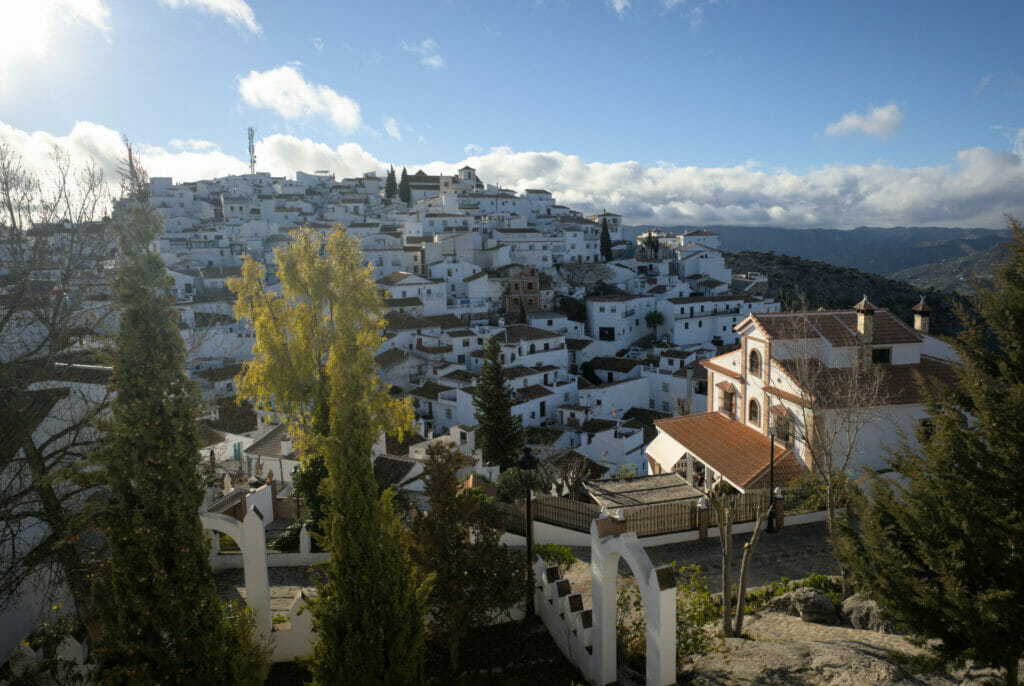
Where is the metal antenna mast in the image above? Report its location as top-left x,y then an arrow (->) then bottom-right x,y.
247,127 -> 256,174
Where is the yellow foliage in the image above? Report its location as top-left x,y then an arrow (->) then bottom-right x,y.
228,227 -> 412,458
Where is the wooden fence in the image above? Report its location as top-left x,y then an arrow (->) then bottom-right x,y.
494,494 -> 601,535
494,490 -> 773,539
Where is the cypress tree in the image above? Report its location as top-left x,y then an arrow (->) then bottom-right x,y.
92,148 -> 267,684
600,216 -> 612,262
837,217 -> 1024,686
384,165 -> 398,200
472,336 -> 524,471
399,166 -> 411,204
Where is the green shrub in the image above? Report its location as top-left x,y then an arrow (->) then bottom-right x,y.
745,574 -> 844,610
533,544 -> 576,576
612,463 -> 639,479
674,564 -> 723,664
616,563 -> 723,673
784,472 -> 828,512
1,613 -> 90,686
466,487 -> 497,526
268,521 -> 303,552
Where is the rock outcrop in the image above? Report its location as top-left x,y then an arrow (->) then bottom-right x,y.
763,588 -> 842,625
842,594 -> 894,633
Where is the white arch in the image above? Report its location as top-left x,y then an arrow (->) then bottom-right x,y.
590,514 -> 676,686
200,507 -> 272,637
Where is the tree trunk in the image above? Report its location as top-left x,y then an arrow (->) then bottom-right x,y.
732,505 -> 768,636
450,637 -> 460,672
1004,659 -> 1018,686
719,501 -> 733,638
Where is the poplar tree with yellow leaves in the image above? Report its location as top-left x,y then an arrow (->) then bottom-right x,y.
230,228 -> 432,685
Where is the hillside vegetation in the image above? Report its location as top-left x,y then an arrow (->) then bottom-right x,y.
891,243 -> 1006,294
725,251 -> 971,339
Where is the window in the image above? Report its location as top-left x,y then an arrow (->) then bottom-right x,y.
872,348 -> 892,364
748,399 -> 760,426
458,354 -> 465,364
749,349 -> 762,376
684,322 -> 689,329
445,408 -> 452,419
661,383 -> 669,392
723,392 -> 735,414
661,401 -> 670,411
462,339 -> 470,347
599,306 -> 605,313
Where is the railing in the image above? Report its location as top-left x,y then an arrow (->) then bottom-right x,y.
495,494 -> 600,534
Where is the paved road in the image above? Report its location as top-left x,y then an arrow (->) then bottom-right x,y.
569,520 -> 840,592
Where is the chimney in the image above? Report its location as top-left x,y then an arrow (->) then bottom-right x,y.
912,296 -> 930,335
854,295 -> 877,363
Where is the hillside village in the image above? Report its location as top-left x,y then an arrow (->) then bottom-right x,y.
2,162 -> 1003,684
142,166 -> 784,484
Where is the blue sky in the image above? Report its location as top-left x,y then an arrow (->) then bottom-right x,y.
2,0 -> 1023,228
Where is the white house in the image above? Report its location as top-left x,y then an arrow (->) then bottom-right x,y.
585,294 -> 657,357
376,272 -> 446,316
646,298 -> 958,492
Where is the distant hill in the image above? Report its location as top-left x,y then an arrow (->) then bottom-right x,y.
724,251 -> 970,339
628,224 -> 1010,281
891,243 -> 1007,295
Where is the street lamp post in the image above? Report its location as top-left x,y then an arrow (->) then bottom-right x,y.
767,417 -> 777,534
518,446 -> 540,623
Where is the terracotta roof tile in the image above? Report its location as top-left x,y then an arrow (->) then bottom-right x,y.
653,412 -> 801,491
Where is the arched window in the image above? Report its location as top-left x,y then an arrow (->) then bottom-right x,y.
748,349 -> 761,376
748,399 -> 760,427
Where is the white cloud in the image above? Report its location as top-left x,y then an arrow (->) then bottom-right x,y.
608,0 -> 630,14
689,5 -> 703,29
238,65 -> 361,132
3,119 -> 1023,230
384,118 -> 402,141
0,0 -> 110,85
312,37 -> 324,52
464,144 -> 485,154
402,38 -> 444,68
992,125 -> 1024,156
169,138 -> 219,152
158,0 -> 260,34
826,104 -> 904,138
